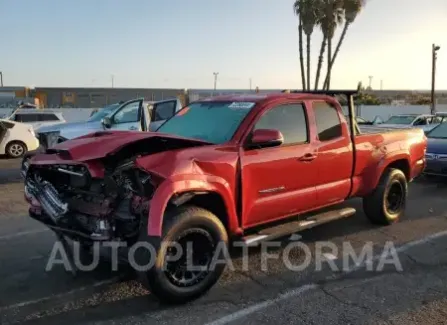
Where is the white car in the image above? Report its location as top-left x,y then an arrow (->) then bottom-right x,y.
376,114 -> 446,133
0,119 -> 39,158
8,110 -> 66,130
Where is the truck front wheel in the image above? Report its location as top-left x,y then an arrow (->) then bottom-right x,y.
137,205 -> 229,304
363,168 -> 408,225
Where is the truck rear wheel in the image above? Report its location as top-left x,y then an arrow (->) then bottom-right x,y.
136,205 -> 229,304
363,168 -> 408,225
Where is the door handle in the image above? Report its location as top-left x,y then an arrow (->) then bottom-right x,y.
129,126 -> 138,130
298,153 -> 317,162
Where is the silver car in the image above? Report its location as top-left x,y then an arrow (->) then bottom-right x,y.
35,97 -> 182,149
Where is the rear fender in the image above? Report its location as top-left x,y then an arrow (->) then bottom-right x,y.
147,175 -> 239,237
362,150 -> 410,196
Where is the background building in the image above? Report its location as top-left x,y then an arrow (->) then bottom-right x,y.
32,87 -> 185,108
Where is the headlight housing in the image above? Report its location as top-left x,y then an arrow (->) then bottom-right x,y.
37,131 -> 63,149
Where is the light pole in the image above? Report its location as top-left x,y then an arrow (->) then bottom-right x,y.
0,71 -> 3,87
111,75 -> 114,88
213,72 -> 219,91
431,44 -> 441,114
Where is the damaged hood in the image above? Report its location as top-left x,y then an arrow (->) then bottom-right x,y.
44,130 -> 211,161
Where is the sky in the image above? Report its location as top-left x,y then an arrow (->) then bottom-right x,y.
0,0 -> 446,90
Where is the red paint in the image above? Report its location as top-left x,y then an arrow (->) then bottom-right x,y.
27,93 -> 427,238
250,129 -> 284,146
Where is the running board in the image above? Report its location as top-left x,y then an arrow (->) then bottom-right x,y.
242,207 -> 356,247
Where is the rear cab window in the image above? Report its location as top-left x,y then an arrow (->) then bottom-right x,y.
313,101 -> 343,141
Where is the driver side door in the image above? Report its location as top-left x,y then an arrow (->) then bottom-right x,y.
149,99 -> 178,131
109,99 -> 143,131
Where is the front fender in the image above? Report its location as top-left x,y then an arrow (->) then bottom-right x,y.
147,174 -> 239,237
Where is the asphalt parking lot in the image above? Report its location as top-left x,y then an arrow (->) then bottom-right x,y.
1,157 -> 447,325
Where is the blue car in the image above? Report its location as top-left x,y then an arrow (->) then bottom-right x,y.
423,122 -> 447,177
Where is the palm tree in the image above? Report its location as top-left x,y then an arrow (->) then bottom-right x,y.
320,0 -> 344,90
300,0 -> 320,91
314,34 -> 327,90
293,0 -> 307,90
323,0 -> 365,89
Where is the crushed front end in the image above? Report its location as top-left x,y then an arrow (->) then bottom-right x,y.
23,157 -> 157,244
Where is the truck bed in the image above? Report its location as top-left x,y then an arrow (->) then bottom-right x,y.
350,125 -> 426,197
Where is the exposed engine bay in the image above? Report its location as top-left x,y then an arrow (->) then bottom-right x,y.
24,158 -> 154,243
22,133 -> 211,244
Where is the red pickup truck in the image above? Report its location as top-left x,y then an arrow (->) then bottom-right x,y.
22,90 -> 426,304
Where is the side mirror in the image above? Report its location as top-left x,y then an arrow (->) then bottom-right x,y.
248,129 -> 284,149
102,116 -> 112,128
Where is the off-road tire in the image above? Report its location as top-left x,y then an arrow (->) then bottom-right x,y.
6,141 -> 27,158
136,205 -> 229,304
363,168 -> 408,225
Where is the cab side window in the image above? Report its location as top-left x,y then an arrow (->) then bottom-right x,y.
40,114 -> 59,121
254,103 -> 308,145
313,102 -> 342,141
15,114 -> 39,123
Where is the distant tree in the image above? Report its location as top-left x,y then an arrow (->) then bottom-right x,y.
293,0 -> 307,90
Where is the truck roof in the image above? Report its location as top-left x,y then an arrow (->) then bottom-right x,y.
197,92 -> 338,104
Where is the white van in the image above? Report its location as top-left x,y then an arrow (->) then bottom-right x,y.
8,110 -> 66,130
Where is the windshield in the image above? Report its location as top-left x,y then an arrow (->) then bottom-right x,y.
157,101 -> 256,144
87,103 -> 120,122
384,115 -> 416,125
427,123 -> 447,139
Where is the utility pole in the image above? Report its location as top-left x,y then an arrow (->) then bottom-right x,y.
111,75 -> 114,88
431,44 -> 441,114
249,78 -> 252,91
368,76 -> 373,89
213,72 -> 219,90
0,71 -> 3,87
380,80 -> 383,91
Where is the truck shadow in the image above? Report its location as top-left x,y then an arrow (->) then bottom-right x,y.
6,183 -> 447,325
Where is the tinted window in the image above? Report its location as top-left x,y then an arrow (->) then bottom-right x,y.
254,103 -> 308,145
39,114 -> 59,121
153,101 -> 176,121
313,102 -> 342,141
15,114 -> 39,122
413,117 -> 428,126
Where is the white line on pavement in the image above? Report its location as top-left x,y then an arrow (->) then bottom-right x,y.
204,284 -> 318,325
0,278 -> 119,312
0,228 -> 50,241
204,229 -> 447,325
